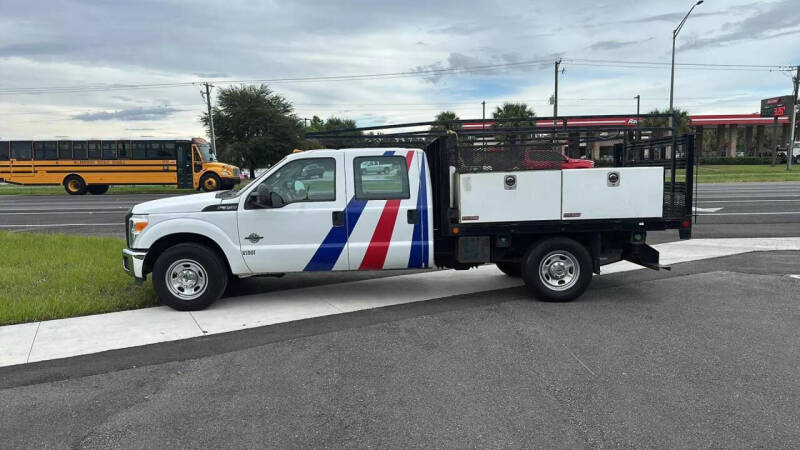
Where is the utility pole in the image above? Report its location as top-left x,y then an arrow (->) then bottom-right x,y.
553,59 -> 561,125
788,65 -> 799,171
202,82 -> 217,153
634,94 -> 641,143
482,100 -> 486,151
669,0 -> 703,143
554,59 -> 561,152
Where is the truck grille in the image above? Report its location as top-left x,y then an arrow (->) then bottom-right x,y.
233,168 -> 240,177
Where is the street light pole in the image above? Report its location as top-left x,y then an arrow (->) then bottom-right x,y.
669,0 -> 703,114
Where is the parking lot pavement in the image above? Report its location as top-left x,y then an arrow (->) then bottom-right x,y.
1,250 -> 799,448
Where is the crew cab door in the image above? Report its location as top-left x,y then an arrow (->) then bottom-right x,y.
237,154 -> 347,273
345,149 -> 432,270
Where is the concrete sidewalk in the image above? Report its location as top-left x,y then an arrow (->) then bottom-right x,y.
2,237 -> 799,368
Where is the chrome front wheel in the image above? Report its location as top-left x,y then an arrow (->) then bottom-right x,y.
166,259 -> 208,300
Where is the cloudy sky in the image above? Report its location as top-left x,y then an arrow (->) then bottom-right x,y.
0,0 -> 798,139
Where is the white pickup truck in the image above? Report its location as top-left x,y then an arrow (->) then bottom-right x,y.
123,137 -> 693,310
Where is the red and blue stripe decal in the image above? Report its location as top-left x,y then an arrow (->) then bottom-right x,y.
305,149 -> 428,271
304,197 -> 367,271
359,151 -> 414,270
408,154 -> 429,268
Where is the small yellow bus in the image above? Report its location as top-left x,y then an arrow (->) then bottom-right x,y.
0,137 -> 240,195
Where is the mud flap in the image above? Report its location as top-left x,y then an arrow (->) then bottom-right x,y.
622,243 -> 671,271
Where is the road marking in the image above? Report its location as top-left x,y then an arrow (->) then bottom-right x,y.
0,211 -> 123,215
693,207 -> 723,213
0,223 -> 120,228
699,199 -> 800,203
696,212 -> 800,216
788,275 -> 800,280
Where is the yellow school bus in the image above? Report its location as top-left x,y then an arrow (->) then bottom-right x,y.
0,137 -> 240,195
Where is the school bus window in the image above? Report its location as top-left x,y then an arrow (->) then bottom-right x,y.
161,142 -> 176,159
73,142 -> 87,159
34,141 -> 58,160
11,142 -> 32,160
102,141 -> 116,160
88,141 -> 101,159
146,142 -> 163,159
0,142 -> 9,161
132,142 -> 147,159
58,141 -> 72,159
117,141 -> 130,159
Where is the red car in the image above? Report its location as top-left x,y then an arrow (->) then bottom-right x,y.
524,150 -> 594,170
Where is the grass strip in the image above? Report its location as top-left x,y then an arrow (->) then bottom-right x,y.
0,231 -> 156,326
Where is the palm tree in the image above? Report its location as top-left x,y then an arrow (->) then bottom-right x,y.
492,102 -> 536,146
492,102 -> 536,126
432,111 -> 461,132
639,108 -> 691,136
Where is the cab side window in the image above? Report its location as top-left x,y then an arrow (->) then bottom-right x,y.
248,158 -> 336,209
353,156 -> 409,200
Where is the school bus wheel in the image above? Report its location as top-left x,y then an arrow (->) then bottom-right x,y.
63,175 -> 87,195
200,173 -> 221,192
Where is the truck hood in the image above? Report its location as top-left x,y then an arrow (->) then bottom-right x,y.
131,192 -> 222,214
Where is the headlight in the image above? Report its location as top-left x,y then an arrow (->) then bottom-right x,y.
128,215 -> 149,246
221,170 -> 231,176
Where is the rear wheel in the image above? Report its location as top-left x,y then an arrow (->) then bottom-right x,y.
200,173 -> 220,192
794,155 -> 800,165
87,184 -> 109,195
63,175 -> 87,195
152,243 -> 228,311
495,262 -> 522,277
522,237 -> 592,302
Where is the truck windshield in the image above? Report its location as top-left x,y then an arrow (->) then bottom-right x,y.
197,144 -> 217,162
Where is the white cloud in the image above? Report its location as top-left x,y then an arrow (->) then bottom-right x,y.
0,0 -> 796,138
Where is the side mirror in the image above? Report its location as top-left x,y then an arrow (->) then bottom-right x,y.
256,184 -> 272,207
270,192 -> 285,208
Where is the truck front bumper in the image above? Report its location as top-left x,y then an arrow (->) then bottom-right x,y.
122,248 -> 147,284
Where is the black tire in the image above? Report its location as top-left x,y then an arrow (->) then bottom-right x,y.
152,243 -> 228,311
496,262 -> 522,277
87,184 -> 109,195
200,173 -> 221,192
794,156 -> 800,165
63,175 -> 87,195
522,237 -> 592,302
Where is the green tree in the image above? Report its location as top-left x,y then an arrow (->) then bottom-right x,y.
303,115 -> 361,149
202,84 -> 303,178
491,102 -> 536,145
638,108 -> 692,136
492,102 -> 536,126
432,110 -> 462,132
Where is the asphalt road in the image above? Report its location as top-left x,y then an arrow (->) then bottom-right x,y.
0,193 -> 176,237
2,251 -> 799,448
1,182 -> 799,241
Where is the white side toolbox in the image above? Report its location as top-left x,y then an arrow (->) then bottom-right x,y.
561,167 -> 664,220
457,171 -> 562,223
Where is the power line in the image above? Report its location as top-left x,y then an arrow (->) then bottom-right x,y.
0,58 -> 793,96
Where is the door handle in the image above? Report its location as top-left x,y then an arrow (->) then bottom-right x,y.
407,209 -> 420,224
332,210 -> 345,227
